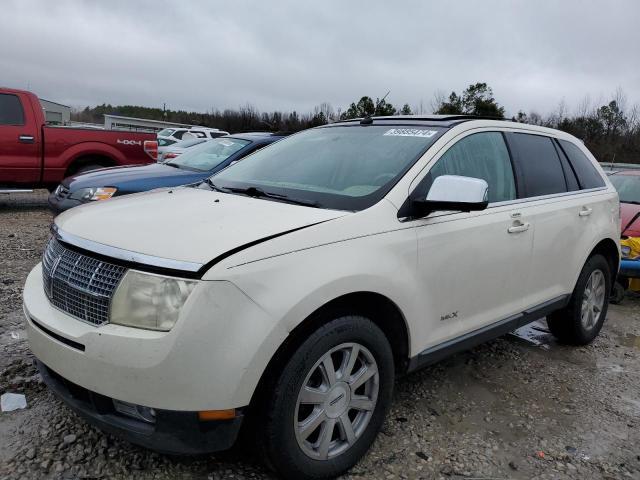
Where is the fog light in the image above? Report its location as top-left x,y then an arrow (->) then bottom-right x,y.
113,399 -> 156,424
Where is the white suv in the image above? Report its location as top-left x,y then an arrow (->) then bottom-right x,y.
24,116 -> 619,479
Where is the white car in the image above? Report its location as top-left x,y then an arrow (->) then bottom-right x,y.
157,127 -> 229,147
156,137 -> 209,162
24,116 -> 619,479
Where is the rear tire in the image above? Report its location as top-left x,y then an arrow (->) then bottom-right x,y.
547,254 -> 610,345
259,316 -> 394,479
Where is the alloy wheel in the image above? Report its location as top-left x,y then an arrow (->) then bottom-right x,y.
581,269 -> 605,330
294,342 -> 379,460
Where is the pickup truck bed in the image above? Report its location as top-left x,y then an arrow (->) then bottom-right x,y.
0,87 -> 156,190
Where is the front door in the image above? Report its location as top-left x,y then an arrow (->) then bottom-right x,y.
410,131 -> 534,349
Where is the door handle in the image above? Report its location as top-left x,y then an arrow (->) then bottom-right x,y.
579,207 -> 593,217
508,221 -> 530,234
19,135 -> 35,144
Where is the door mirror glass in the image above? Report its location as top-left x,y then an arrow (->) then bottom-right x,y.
414,175 -> 489,216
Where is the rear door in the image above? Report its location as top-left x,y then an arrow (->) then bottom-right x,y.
505,132 -> 609,307
0,93 -> 40,184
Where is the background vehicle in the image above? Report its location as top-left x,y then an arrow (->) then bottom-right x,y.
157,137 -> 209,162
26,117 -> 619,479
157,126 -> 229,145
607,170 -> 640,302
0,87 -> 156,191
48,132 -> 284,213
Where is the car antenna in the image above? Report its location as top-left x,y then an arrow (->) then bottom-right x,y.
361,90 -> 390,125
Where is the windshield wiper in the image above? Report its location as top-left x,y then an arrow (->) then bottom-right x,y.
621,200 -> 640,205
203,178 -> 230,192
164,162 -> 182,169
226,186 -> 320,208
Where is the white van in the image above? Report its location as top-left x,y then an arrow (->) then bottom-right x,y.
24,116 -> 619,479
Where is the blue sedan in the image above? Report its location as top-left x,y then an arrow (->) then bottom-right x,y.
48,132 -> 285,214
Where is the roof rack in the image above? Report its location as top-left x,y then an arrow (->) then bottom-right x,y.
330,114 -> 505,127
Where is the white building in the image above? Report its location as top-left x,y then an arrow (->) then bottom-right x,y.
103,114 -> 195,132
39,98 -> 71,125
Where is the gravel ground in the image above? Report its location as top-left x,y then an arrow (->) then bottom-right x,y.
1,191 -> 640,480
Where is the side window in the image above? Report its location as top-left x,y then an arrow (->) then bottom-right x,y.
555,144 -> 580,191
558,139 -> 605,189
0,94 -> 25,126
416,132 -> 516,203
508,133 -> 566,197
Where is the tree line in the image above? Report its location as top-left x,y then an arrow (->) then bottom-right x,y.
72,82 -> 640,163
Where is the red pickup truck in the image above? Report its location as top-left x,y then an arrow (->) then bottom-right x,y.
0,87 -> 157,192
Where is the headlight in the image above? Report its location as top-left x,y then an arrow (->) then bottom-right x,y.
110,270 -> 197,331
621,245 -> 632,258
70,187 -> 117,202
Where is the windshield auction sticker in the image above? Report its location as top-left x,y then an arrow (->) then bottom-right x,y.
384,128 -> 438,138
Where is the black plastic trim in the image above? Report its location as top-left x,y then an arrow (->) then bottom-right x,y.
37,361 -> 244,455
30,317 -> 85,351
407,295 -> 570,372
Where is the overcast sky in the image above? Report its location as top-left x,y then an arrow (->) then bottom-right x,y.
1,0 -> 639,117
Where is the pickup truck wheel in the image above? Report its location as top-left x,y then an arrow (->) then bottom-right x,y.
75,163 -> 105,174
547,254 -> 610,345
260,316 -> 394,479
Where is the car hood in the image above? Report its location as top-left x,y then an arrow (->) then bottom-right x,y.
64,164 -> 202,191
621,202 -> 640,237
54,187 -> 348,268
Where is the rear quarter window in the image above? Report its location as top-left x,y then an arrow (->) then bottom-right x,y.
508,133 -> 567,198
558,139 -> 605,189
0,94 -> 25,125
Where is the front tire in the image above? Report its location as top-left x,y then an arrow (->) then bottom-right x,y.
259,316 -> 394,479
547,254 -> 611,345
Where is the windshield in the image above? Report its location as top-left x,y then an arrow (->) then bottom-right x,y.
171,138 -> 208,149
610,174 -> 640,203
212,125 -> 445,210
168,137 -> 250,171
157,138 -> 177,147
157,128 -> 176,137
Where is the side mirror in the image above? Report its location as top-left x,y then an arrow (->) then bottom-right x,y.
413,175 -> 489,216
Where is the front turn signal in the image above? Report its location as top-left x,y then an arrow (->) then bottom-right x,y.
198,409 -> 237,421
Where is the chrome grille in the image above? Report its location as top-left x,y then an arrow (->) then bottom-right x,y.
42,237 -> 126,325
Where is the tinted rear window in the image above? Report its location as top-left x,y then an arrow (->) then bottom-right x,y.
508,133 -> 566,197
0,94 -> 25,125
558,140 -> 605,189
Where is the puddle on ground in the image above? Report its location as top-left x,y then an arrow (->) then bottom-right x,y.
617,333 -> 640,350
597,362 -> 626,374
508,320 -> 556,349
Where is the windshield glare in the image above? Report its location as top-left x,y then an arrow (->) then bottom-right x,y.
157,128 -> 175,137
168,137 -> 250,171
610,174 -> 640,203
213,125 -> 444,210
172,138 -> 207,149
157,138 -> 177,147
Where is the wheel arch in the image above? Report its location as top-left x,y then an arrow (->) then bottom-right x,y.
585,237 -> 620,293
64,154 -> 116,177
247,291 -> 410,411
